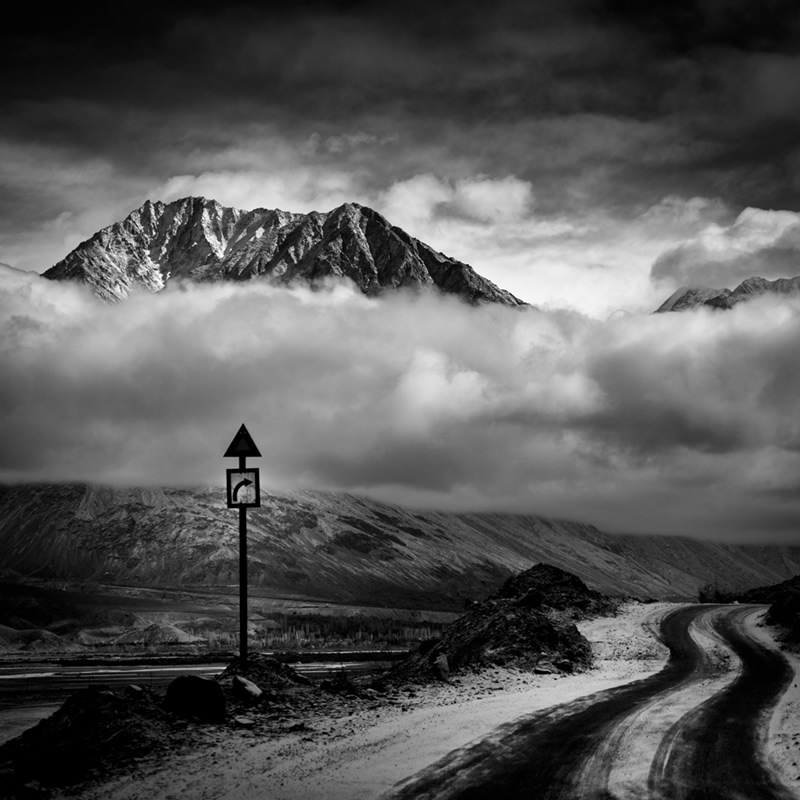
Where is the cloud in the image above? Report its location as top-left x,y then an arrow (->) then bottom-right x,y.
0,119 -> 735,318
2,267 -> 800,542
650,207 -> 800,289
157,167 -> 366,216
378,174 -> 533,227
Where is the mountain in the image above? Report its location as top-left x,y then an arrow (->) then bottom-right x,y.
42,197 -> 526,306
655,275 -> 800,312
655,285 -> 731,313
2,483 -> 799,610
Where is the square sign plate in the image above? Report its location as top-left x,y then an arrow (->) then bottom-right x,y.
226,468 -> 261,508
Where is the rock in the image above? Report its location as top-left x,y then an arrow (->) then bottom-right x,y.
533,662 -> 556,675
234,717 -> 255,728
166,675 -> 226,723
232,676 -> 262,702
287,722 -> 311,733
0,686 -> 174,788
432,653 -> 450,682
217,654 -> 312,689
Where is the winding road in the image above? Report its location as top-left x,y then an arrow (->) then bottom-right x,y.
387,605 -> 796,800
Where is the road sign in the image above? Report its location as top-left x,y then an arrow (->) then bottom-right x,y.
224,424 -> 262,458
226,468 -> 261,508
224,423 -> 262,668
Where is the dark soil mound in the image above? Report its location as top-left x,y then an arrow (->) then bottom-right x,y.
0,685 -> 178,789
380,598 -> 592,685
734,574 -> 800,644
378,564 -> 612,685
493,563 -> 616,617
767,586 -> 800,643
217,653 -> 312,690
739,574 -> 800,605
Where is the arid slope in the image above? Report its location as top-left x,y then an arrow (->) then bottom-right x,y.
1,484 -> 799,609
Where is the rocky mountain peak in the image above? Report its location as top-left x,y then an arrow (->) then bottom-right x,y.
655,275 -> 800,313
43,197 -> 527,307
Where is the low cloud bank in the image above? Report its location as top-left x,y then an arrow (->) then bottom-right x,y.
651,207 -> 800,290
2,266 -> 800,542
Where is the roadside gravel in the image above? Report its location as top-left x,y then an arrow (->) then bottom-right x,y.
53,602 -> 674,800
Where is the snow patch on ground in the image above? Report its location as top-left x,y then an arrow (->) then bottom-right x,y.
746,609 -> 800,796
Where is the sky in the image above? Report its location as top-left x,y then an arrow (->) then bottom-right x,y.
2,0 -> 800,543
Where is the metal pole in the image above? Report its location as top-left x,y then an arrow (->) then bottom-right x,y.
239,456 -> 248,668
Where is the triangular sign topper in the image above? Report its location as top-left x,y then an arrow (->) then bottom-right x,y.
224,424 -> 262,458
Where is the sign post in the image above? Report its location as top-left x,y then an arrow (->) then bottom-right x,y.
224,424 -> 261,667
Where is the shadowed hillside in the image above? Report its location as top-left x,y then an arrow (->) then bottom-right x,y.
1,484 -> 799,612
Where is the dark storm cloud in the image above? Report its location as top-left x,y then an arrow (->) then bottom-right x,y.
5,0 -> 800,240
3,267 -> 800,542
600,0 -> 800,53
4,1 -> 800,547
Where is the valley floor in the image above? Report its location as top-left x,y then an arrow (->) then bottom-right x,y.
34,602 -> 800,799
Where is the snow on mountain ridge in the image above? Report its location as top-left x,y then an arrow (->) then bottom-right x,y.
655,275 -> 800,312
44,196 -> 526,307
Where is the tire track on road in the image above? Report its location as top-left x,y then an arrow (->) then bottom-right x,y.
570,606 -> 741,800
385,606 -> 711,800
647,606 -> 795,800
385,605 -> 795,800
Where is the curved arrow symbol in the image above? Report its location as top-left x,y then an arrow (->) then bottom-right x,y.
232,478 -> 253,503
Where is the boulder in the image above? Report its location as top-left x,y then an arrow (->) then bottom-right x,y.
232,676 -> 262,702
165,675 -> 226,723
217,654 -> 312,689
432,654 -> 450,682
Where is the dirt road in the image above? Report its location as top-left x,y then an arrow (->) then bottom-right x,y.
387,605 -> 795,800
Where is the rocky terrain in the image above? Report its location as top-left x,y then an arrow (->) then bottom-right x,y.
0,565 -> 625,795
491,562 -> 617,617
381,564 -> 606,685
0,601 -> 677,800
738,574 -> 800,644
43,197 -> 526,306
655,275 -> 800,312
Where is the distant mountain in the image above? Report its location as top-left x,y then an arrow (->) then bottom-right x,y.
1,484 -> 799,609
655,286 -> 731,313
43,197 -> 526,306
656,276 -> 800,312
